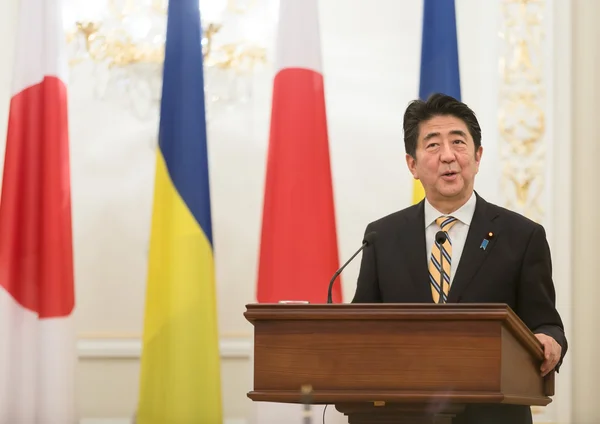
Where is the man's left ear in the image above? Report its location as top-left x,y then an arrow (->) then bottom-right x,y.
475,146 -> 483,167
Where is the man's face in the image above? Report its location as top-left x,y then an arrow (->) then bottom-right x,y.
406,115 -> 482,205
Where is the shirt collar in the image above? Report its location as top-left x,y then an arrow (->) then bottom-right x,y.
424,191 -> 477,228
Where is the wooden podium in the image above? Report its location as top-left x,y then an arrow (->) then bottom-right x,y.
244,303 -> 554,424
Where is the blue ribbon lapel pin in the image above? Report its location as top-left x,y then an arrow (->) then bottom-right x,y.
480,232 -> 494,250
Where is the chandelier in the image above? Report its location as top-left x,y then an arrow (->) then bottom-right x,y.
64,0 -> 272,121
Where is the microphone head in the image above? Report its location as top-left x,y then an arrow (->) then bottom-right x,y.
435,230 -> 447,244
363,231 -> 377,245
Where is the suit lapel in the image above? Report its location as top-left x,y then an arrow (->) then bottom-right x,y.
401,201 -> 433,302
447,195 -> 500,303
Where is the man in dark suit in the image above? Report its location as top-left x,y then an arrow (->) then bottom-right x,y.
351,93 -> 567,424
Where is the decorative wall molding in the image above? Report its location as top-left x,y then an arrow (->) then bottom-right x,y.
77,337 -> 252,360
80,419 -> 247,424
498,0 -> 548,225
496,1 -> 573,423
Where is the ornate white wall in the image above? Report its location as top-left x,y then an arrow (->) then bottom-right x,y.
0,0 -> 577,422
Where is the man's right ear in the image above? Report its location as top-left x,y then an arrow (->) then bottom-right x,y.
405,153 -> 418,179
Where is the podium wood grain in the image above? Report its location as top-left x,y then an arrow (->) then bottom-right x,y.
244,303 -> 553,423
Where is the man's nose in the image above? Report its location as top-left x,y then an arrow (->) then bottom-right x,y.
440,142 -> 455,162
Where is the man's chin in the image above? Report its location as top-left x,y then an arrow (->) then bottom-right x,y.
437,188 -> 474,202
437,184 -> 463,197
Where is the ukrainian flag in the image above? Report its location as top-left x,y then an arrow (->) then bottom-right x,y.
136,0 -> 222,422
412,0 -> 461,204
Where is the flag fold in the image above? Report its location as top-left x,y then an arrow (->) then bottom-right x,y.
136,0 -> 222,423
256,0 -> 342,305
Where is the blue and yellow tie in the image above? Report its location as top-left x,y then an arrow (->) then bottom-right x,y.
429,216 -> 458,303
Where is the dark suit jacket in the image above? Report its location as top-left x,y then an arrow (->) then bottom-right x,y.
351,192 -> 567,424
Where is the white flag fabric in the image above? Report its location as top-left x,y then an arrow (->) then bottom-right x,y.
0,0 -> 77,423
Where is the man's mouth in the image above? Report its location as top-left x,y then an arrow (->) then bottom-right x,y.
441,171 -> 459,181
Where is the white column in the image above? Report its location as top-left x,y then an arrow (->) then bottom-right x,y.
572,0 -> 600,423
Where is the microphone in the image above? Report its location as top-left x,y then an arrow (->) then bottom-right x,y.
435,230 -> 447,304
327,231 -> 377,303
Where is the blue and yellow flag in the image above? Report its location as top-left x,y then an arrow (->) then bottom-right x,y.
136,0 -> 222,422
412,0 -> 461,204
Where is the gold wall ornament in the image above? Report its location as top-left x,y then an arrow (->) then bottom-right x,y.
498,0 -> 546,224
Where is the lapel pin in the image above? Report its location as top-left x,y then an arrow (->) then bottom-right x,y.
480,232 -> 494,250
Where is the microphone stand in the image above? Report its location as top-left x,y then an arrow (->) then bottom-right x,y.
327,232 -> 377,303
301,384 -> 313,424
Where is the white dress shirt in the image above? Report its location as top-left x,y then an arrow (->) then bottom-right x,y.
424,191 -> 477,286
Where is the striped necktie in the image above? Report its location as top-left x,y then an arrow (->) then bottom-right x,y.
429,216 -> 458,303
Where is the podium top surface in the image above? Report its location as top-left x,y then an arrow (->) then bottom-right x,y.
245,302 -> 520,321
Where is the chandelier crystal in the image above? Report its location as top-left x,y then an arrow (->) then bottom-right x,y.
64,0 -> 271,121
